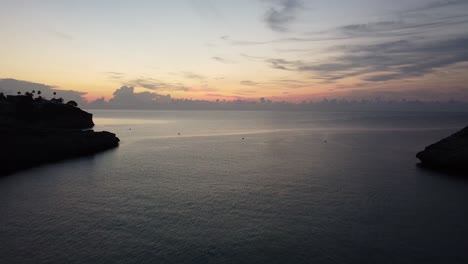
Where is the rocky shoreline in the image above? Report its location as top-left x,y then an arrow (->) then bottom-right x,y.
0,127 -> 119,176
417,126 -> 468,173
1,94 -> 120,176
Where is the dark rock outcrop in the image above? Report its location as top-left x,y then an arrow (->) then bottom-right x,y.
417,126 -> 468,172
1,96 -> 119,176
33,103 -> 94,129
1,97 -> 94,129
0,128 -> 119,176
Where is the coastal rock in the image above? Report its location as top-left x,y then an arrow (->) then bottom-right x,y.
0,128 -> 119,176
1,97 -> 94,129
416,126 -> 468,172
35,103 -> 95,129
1,95 -> 119,176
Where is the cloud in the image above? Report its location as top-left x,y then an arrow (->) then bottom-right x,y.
181,72 -> 205,80
266,58 -> 298,70
270,79 -> 306,89
265,36 -> 468,82
240,53 -> 268,60
263,0 -> 303,32
235,90 -> 259,95
212,56 -> 235,64
0,78 -> 87,105
125,78 -> 189,91
262,15 -> 468,46
105,72 -> 125,80
105,72 -> 190,91
410,0 -> 468,12
50,30 -> 74,40
240,80 -> 260,86
204,93 -> 247,100
224,0 -> 468,47
107,86 -> 171,108
334,16 -> 468,38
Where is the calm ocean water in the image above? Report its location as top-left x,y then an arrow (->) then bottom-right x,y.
1,110 -> 468,264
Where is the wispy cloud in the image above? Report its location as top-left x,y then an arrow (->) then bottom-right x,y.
212,56 -> 236,64
263,0 -> 303,32
105,72 -> 190,91
266,59 -> 299,71
126,78 -> 189,91
265,36 -> 468,82
240,53 -> 268,60
240,80 -> 260,86
50,30 -> 74,40
181,72 -> 205,80
234,90 -> 259,96
204,93 -> 247,100
409,0 -> 468,12
333,15 -> 468,38
271,79 -> 307,89
105,72 -> 125,80
223,0 -> 468,47
227,14 -> 468,47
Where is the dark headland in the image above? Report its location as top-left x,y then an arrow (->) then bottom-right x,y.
417,126 -> 468,173
0,92 -> 119,176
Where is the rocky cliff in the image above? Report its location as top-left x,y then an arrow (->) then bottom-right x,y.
1,98 -> 94,129
417,126 -> 468,172
0,97 -> 119,176
0,128 -> 119,176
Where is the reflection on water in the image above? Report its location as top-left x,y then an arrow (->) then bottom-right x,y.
1,110 -> 468,264
95,117 -> 174,125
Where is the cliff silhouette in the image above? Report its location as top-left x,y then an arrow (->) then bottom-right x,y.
417,126 -> 468,173
0,93 -> 119,176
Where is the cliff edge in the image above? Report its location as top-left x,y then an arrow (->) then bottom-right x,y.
0,94 -> 119,176
416,126 -> 468,172
1,128 -> 119,176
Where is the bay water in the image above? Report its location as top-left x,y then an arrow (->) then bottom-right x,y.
1,110 -> 468,263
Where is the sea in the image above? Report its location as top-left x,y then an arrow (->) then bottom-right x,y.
1,110 -> 468,264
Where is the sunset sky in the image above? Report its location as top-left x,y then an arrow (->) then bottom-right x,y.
1,0 -> 468,102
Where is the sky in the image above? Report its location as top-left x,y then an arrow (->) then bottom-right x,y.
1,0 -> 468,102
